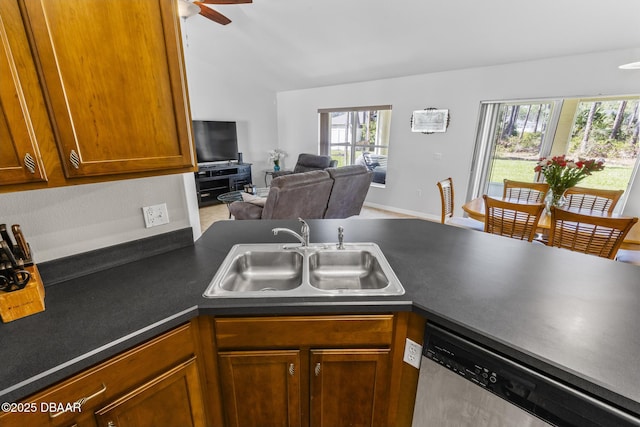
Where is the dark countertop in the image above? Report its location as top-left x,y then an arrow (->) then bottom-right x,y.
1,219 -> 639,419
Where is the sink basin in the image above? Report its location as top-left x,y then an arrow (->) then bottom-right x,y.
203,243 -> 404,298
308,251 -> 389,290
219,251 -> 303,292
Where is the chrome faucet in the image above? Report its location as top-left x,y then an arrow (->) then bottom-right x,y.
272,218 -> 310,247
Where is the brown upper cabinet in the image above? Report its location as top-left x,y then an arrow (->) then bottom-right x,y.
0,1 -> 49,186
0,0 -> 195,192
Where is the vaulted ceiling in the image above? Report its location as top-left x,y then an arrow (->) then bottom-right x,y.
180,0 -> 640,92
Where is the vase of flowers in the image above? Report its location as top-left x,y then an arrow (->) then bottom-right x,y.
534,155 -> 605,213
268,149 -> 287,171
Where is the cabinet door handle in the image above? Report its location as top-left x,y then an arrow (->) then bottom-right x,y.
288,363 -> 295,376
23,153 -> 36,173
49,383 -> 107,418
107,421 -> 116,427
314,363 -> 321,376
69,150 -> 80,169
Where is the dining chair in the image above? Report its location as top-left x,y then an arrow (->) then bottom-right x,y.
563,187 -> 624,215
483,195 -> 545,242
547,207 -> 638,259
503,179 -> 549,203
437,178 -> 484,230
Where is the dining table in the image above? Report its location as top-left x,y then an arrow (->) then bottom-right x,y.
462,196 -> 640,250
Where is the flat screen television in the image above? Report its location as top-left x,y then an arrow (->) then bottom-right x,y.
192,120 -> 239,164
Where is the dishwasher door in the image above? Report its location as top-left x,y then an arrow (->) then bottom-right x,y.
412,324 -> 640,427
412,356 -> 551,427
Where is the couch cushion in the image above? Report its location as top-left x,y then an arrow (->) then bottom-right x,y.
241,192 -> 267,206
262,170 -> 334,219
293,153 -> 334,173
228,201 -> 264,219
324,165 -> 373,219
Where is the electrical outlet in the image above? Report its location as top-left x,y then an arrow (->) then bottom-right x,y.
416,188 -> 422,197
403,338 -> 422,369
142,203 -> 170,228
433,152 -> 443,160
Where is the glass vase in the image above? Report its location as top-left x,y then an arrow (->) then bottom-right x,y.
545,188 -> 567,214
273,162 -> 280,172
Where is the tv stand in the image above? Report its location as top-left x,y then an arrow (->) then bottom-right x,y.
195,163 -> 252,207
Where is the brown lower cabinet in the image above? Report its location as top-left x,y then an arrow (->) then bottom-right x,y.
1,313 -> 424,427
217,348 -> 390,427
310,349 -> 390,427
94,358 -> 206,427
209,313 -> 424,427
0,320 -> 207,427
218,350 -> 303,427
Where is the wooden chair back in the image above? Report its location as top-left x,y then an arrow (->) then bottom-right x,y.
503,179 -> 549,203
436,177 -> 455,224
548,207 -> 637,259
483,195 -> 545,242
563,187 -> 624,215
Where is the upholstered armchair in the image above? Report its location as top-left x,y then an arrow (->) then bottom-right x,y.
229,170 -> 334,220
272,153 -> 338,178
324,165 -> 373,218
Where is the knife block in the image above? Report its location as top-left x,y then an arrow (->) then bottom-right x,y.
0,265 -> 45,323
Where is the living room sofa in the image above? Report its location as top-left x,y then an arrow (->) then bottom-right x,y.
229,165 -> 373,220
272,153 -> 338,179
324,165 -> 374,218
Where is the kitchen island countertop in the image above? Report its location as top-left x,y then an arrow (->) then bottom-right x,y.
1,218 -> 639,418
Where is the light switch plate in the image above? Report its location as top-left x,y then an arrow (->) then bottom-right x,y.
403,338 -> 422,369
142,203 -> 170,228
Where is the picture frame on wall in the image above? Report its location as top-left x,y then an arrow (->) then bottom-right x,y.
411,108 -> 450,133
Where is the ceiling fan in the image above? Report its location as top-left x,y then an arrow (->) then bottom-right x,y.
177,0 -> 252,25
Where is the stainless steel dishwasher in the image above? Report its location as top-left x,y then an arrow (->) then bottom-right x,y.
412,324 -> 640,427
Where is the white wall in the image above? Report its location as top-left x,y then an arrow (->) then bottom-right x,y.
182,35 -> 279,174
0,174 -> 195,263
276,48 -> 640,219
3,48 -> 638,264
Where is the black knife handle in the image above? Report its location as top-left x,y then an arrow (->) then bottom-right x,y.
0,224 -> 14,253
1,241 -> 19,268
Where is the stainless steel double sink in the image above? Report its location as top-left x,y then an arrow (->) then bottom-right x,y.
203,243 -> 405,298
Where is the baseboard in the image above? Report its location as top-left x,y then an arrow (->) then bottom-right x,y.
363,202 -> 440,222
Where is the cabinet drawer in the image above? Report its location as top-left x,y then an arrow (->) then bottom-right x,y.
214,315 -> 395,349
94,357 -> 207,427
0,323 -> 196,427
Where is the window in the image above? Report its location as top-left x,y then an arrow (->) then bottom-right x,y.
319,105 -> 392,186
470,96 -> 640,212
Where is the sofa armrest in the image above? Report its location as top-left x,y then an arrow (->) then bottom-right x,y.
228,201 -> 264,220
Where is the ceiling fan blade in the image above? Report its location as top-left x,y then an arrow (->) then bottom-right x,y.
194,2 -> 232,25
199,0 -> 252,4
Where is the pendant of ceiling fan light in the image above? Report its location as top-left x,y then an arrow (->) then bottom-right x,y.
619,61 -> 640,70
178,0 -> 200,18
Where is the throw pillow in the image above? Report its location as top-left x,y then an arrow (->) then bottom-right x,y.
241,192 -> 267,206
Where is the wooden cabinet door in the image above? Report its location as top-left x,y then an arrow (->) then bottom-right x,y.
94,358 -> 206,427
0,1 -> 47,185
310,349 -> 391,427
218,350 -> 302,427
20,0 -> 194,178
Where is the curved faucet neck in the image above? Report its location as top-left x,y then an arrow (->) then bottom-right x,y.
272,218 -> 311,247
272,228 -> 306,246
